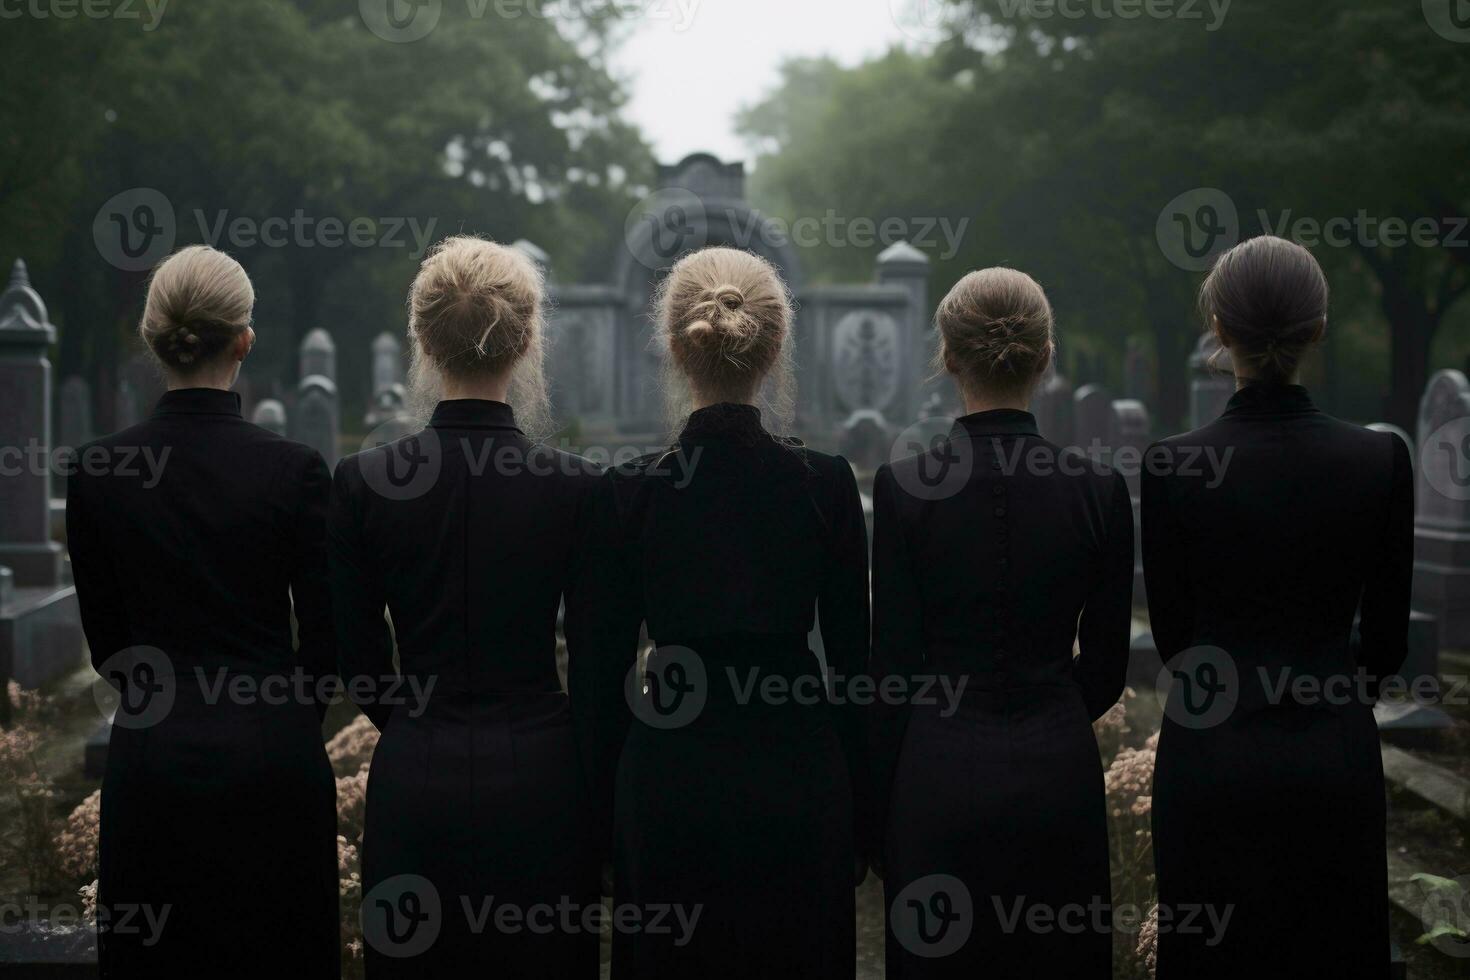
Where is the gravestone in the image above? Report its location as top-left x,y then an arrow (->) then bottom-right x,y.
365,332 -> 409,429
1412,370 -> 1470,648
58,376 -> 94,450
838,409 -> 892,476
293,329 -> 339,466
0,260 -> 64,587
0,259 -> 83,691
1188,332 -> 1234,430
1030,370 -> 1074,447
251,399 -> 287,436
1109,399 -> 1151,606
1072,384 -> 1112,460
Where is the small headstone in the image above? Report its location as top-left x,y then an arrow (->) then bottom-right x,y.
294,377 -> 339,467
59,376 -> 94,450
299,327 -> 336,382
1109,399 -> 1151,607
251,399 -> 287,436
1030,370 -> 1074,447
1072,383 -> 1112,460
838,409 -> 892,475
1412,369 -> 1470,648
365,333 -> 410,430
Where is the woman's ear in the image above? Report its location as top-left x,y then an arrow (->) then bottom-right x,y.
1211,314 -> 1232,349
236,326 -> 256,363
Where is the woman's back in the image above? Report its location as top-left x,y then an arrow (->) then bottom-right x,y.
1144,384 -> 1411,689
329,401 -> 597,706
69,387 -> 333,681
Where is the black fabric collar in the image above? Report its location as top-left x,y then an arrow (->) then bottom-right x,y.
427,399 -> 521,432
952,409 -> 1041,440
679,403 -> 769,444
153,388 -> 242,417
1221,383 -> 1318,419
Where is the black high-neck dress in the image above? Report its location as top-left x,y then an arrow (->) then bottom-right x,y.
328,400 -> 602,978
1143,383 -> 1412,978
66,387 -> 339,979
870,408 -> 1133,978
568,403 -> 871,979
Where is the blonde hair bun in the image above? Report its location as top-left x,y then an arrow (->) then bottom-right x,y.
408,236 -> 543,376
936,267 -> 1055,396
140,246 -> 253,372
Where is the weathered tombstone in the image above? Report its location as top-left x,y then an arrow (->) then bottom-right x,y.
875,241 -> 933,424
1188,332 -> 1235,430
0,260 -> 64,587
299,327 -> 336,381
294,329 -> 339,466
1412,369 -> 1470,648
1030,370 -> 1074,447
838,409 -> 892,476
251,399 -> 287,436
1109,399 -> 1152,606
294,377 -> 339,467
58,375 -> 94,450
1072,384 -> 1112,459
365,332 -> 408,429
0,260 -> 83,692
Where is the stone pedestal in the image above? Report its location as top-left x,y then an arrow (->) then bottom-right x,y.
1413,370 -> 1470,648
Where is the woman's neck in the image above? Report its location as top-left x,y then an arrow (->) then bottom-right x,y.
442,373 -> 511,403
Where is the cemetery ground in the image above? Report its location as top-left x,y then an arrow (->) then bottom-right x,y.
3,625 -> 1468,977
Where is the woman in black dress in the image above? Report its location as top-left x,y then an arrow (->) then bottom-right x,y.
67,245 -> 339,978
569,247 -> 870,978
870,268 -> 1133,978
1143,236 -> 1411,979
328,236 -> 600,977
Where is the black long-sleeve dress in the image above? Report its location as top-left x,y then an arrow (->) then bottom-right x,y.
870,408 -> 1132,978
1143,383 -> 1412,979
327,399 -> 600,978
66,387 -> 339,979
568,402 -> 870,979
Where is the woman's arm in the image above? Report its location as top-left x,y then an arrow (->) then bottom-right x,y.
1142,443 -> 1193,660
1074,471 -> 1134,720
819,456 -> 872,870
65,465 -> 132,672
564,470 -> 644,865
868,463 -> 921,869
287,447 -> 336,721
1357,434 -> 1414,699
326,459 -> 396,730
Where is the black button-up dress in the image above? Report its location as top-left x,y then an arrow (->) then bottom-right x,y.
1143,383 -> 1412,979
328,399 -> 601,978
568,403 -> 871,979
870,408 -> 1133,978
66,387 -> 339,978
